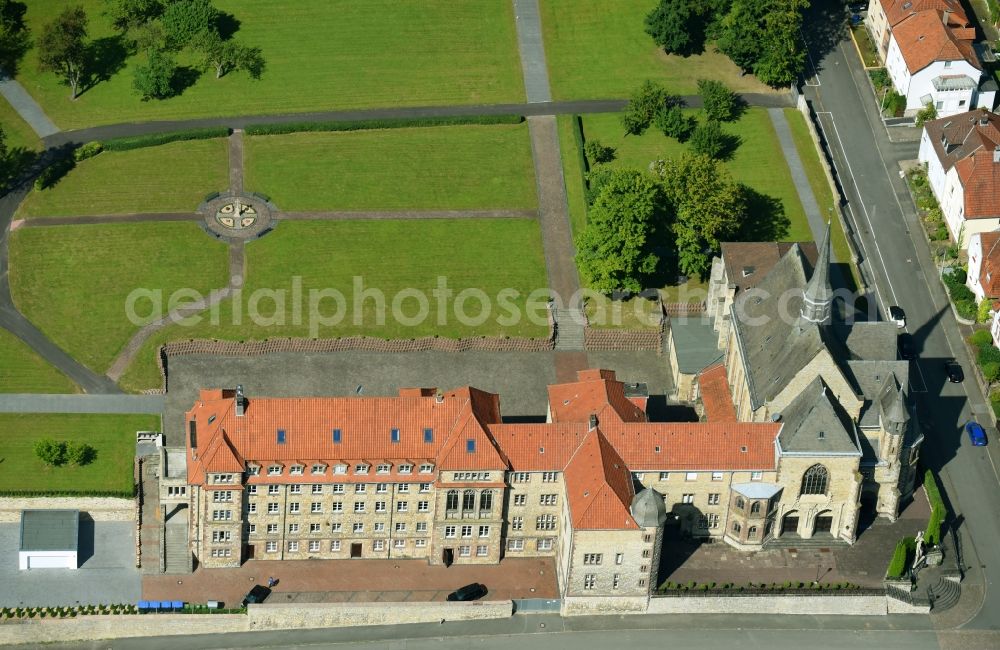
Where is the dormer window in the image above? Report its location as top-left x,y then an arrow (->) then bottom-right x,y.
247,464 -> 260,476
311,464 -> 326,475
267,464 -> 282,476
334,463 -> 348,475
355,463 -> 370,475
376,463 -> 391,474
290,464 -> 304,476
419,463 -> 434,474
399,464 -> 413,474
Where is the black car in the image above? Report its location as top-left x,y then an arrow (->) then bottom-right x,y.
897,333 -> 915,360
241,585 -> 271,607
945,360 -> 964,383
447,583 -> 488,602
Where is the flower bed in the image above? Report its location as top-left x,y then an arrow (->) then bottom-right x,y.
657,580 -> 867,594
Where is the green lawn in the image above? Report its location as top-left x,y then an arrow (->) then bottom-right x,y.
245,125 -> 537,211
556,115 -> 588,236
0,329 -> 78,393
15,138 -> 228,218
579,108 -> 812,243
9,222 -> 231,373
0,413 -> 158,494
0,96 -> 42,152
118,218 -> 550,392
18,0 -> 524,130
539,0 -> 780,99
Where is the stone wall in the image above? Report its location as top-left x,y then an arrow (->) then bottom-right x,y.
561,596 -> 648,615
0,497 -> 134,522
646,594 -> 888,615
583,328 -> 662,352
0,615 -> 249,645
247,600 -> 513,630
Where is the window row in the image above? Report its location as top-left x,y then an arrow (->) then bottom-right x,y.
507,538 -> 553,551
264,538 -> 432,553
445,490 -> 494,512
443,525 -> 491,538
249,521 -> 431,535
651,471 -> 763,482
509,471 -> 559,483
248,462 -> 435,477
511,494 -> 558,506
246,482 -> 432,495
583,573 -> 643,590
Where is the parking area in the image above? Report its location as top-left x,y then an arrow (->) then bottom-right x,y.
0,519 -> 141,606
163,350 -> 676,445
143,556 -> 558,607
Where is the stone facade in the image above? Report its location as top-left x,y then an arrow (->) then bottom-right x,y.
0,497 -> 134,522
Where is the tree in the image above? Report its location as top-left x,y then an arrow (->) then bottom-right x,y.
575,168 -> 667,294
67,441 -> 97,466
0,127 -> 9,185
34,439 -> 68,466
689,120 -> 728,158
716,0 -> 808,87
698,79 -> 741,122
161,0 -> 219,50
195,30 -> 264,79
644,0 -> 709,57
104,0 -> 162,33
0,0 -> 30,75
622,80 -> 671,135
915,102 -> 938,127
37,5 -> 89,100
653,153 -> 747,277
653,103 -> 696,141
584,139 -> 616,165
132,49 -> 176,100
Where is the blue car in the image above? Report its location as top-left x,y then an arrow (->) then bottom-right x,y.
966,421 -> 988,446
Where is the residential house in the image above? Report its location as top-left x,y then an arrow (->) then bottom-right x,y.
966,231 -> 1000,302
918,109 -> 1000,247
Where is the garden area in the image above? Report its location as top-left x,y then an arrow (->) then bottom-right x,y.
243,123 -> 537,211
117,218 -> 550,391
539,0 -> 781,99
8,221 -> 231,373
886,470 -> 946,579
905,166 -> 956,258
16,0 -> 525,130
850,25 -> 881,69
868,69 -> 906,118
14,137 -> 229,218
0,328 -> 78,394
0,413 -> 158,494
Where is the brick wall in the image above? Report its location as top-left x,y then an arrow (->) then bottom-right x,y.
0,497 -> 134,522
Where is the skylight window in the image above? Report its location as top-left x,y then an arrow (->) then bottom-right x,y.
391,428 -> 400,443
466,439 -> 476,453
424,428 -> 434,443
277,429 -> 286,444
332,428 -> 342,444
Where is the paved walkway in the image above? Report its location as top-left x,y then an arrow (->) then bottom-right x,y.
12,212 -> 200,227
0,74 -> 59,137
767,108 -> 832,260
512,0 -> 553,103
0,393 -> 164,413
229,129 -> 244,194
279,209 -> 537,221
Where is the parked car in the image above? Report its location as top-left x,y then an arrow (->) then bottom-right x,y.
447,583 -> 488,602
897,333 -> 915,360
966,421 -> 988,446
889,306 -> 906,328
945,360 -> 964,383
241,585 -> 271,607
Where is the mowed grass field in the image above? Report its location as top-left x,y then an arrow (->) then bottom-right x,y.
18,0 -> 524,130
0,413 -> 158,493
118,218 -> 550,391
0,329 -> 78,393
539,0 -> 779,99
0,97 -> 41,152
578,109 -> 812,243
9,222 -> 231,373
15,139 -> 229,218
244,125 -> 537,211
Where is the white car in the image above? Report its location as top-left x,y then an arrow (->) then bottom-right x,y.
889,306 -> 906,329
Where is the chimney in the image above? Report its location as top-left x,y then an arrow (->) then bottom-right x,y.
588,414 -> 598,431
942,9 -> 951,25
435,390 -> 444,404
994,146 -> 1000,163
235,384 -> 246,417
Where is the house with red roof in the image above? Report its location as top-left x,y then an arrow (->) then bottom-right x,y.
918,110 -> 1000,247
966,231 -> 1000,302
868,0 -> 995,116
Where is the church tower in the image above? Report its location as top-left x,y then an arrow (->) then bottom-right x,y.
799,222 -> 833,327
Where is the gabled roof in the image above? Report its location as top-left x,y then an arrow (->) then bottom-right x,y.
720,241 -> 818,294
547,369 -> 647,424
599,421 -> 779,470
955,150 -> 1000,218
974,232 -> 1000,296
776,377 -> 861,455
880,0 -> 969,28
891,9 -> 980,74
563,429 -> 638,530
923,110 -> 1000,219
698,363 -> 737,423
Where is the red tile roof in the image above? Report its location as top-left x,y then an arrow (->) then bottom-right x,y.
599,422 -> 779,471
720,242 -> 818,294
955,149 -> 1000,219
563,429 -> 638,530
881,0 -> 969,28
698,363 -> 737,423
975,232 -> 1000,297
892,10 -> 980,73
547,369 -> 647,424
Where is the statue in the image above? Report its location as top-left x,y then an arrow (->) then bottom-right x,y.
912,530 -> 925,572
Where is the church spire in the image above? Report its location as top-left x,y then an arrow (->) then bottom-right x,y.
799,222 -> 833,326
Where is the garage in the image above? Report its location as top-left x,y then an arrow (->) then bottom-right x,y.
18,510 -> 79,571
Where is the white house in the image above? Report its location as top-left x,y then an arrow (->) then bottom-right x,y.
966,232 -> 1000,302
882,8 -> 995,116
867,0 -> 970,61
918,109 -> 1000,247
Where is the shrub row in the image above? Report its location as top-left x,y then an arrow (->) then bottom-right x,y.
0,604 -> 137,619
923,469 -> 946,546
101,127 -> 231,151
658,581 -> 862,592
243,114 -> 523,136
73,141 -> 103,162
886,536 -> 916,579
0,488 -> 134,498
942,266 -> 977,320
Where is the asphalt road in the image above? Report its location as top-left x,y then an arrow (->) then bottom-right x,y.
803,9 -> 1000,630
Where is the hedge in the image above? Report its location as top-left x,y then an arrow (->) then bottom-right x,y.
886,536 -> 915,579
924,469 -> 946,545
101,127 -> 231,151
571,114 -> 590,218
0,489 -> 135,498
243,114 -> 524,136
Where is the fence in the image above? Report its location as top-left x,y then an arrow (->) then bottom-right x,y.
512,598 -> 561,613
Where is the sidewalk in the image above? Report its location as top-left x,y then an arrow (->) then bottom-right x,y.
0,74 -> 59,137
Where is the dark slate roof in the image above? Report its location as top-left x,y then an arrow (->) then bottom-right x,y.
720,241 -> 818,294
670,317 -> 724,374
775,377 -> 860,455
730,245 -> 826,409
842,323 -> 900,361
630,486 -> 668,528
19,510 -> 78,552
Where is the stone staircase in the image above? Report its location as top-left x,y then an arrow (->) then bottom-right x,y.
553,307 -> 585,351
926,576 -> 962,611
163,509 -> 192,574
763,533 -> 850,550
